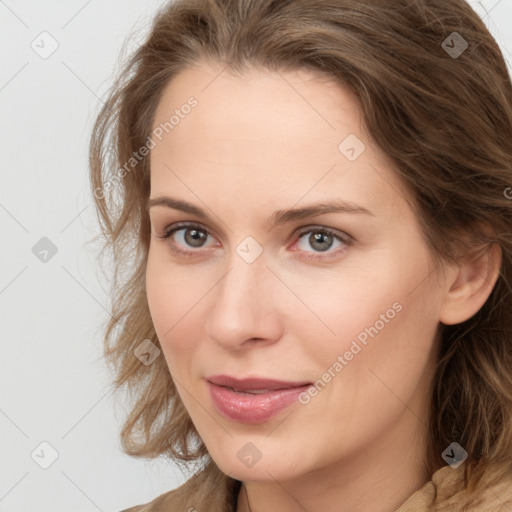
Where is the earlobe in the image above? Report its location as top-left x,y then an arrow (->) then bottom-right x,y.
439,242 -> 502,326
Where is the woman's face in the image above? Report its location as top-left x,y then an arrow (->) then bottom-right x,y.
146,63 -> 447,483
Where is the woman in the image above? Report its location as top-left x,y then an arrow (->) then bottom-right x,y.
89,0 -> 512,510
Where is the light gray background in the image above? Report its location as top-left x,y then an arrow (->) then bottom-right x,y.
1,1 -> 511,511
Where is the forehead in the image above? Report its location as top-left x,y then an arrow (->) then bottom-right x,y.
149,63 -> 410,222
151,63 -> 362,156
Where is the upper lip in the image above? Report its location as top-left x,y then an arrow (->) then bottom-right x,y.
206,375 -> 312,391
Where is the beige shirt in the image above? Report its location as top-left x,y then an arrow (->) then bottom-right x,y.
121,460 -> 512,511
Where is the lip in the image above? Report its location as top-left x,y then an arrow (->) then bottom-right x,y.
206,375 -> 312,424
206,375 -> 311,391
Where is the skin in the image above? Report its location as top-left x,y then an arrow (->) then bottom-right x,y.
145,62 -> 501,512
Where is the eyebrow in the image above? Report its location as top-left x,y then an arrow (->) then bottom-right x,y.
147,196 -> 375,226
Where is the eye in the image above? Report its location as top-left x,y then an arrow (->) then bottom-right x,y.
291,226 -> 352,261
154,223 -> 218,257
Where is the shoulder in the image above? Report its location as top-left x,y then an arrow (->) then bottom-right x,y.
119,460 -> 241,512
397,462 -> 512,511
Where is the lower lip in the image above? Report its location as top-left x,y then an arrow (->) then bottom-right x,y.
207,381 -> 311,424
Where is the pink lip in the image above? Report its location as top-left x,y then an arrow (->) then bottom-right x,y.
206,375 -> 312,424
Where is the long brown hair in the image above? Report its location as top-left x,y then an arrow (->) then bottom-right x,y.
89,0 -> 512,506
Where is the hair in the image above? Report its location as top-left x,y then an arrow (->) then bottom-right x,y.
89,0 -> 512,507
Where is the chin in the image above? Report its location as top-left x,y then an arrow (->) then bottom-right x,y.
208,440 -> 309,483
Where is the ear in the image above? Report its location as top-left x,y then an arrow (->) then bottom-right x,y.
439,241 -> 502,325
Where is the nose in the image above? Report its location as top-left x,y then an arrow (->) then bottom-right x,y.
204,251 -> 283,351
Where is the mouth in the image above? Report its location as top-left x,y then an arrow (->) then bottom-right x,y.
206,375 -> 313,424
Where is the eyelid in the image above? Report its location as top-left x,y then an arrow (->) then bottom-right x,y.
293,224 -> 354,244
157,222 -> 352,244
159,222 -> 218,243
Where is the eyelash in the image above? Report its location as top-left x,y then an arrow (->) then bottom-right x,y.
154,222 -> 354,261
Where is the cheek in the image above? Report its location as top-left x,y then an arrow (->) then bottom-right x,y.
145,250 -> 201,371
295,266 -> 405,361
297,287 -> 440,455
307,250 -> 440,391
320,281 -> 440,414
